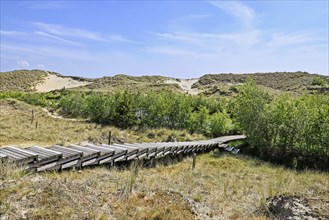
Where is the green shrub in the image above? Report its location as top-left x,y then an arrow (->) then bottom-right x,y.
311,76 -> 327,87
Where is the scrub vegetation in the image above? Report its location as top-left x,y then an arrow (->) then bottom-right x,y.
1,70 -> 328,219
1,152 -> 328,219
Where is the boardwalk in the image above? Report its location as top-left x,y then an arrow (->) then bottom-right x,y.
0,135 -> 245,172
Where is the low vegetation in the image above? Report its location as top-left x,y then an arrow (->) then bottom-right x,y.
1,75 -> 328,170
1,70 -> 328,219
0,70 -> 48,92
195,71 -> 329,95
1,153 -> 328,219
0,99 -> 204,146
75,74 -> 182,93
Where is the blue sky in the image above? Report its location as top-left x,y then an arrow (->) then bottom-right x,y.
1,1 -> 328,78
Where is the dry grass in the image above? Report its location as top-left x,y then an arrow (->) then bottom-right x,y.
0,153 -> 328,219
0,70 -> 48,92
196,72 -> 329,95
74,74 -> 183,94
0,99 -> 204,147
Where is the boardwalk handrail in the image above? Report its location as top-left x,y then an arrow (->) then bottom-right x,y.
0,135 -> 245,172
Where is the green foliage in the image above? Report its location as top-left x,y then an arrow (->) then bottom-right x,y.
311,76 -> 327,87
233,79 -> 271,148
55,90 -> 233,137
209,111 -> 233,137
59,92 -> 86,117
112,91 -> 138,128
234,80 -> 329,169
0,91 -> 57,108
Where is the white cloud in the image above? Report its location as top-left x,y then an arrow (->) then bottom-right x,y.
0,30 -> 26,36
268,31 -> 315,47
32,22 -> 130,43
208,1 -> 256,26
34,31 -> 83,46
17,60 -> 30,68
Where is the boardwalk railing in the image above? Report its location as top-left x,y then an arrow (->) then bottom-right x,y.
0,135 -> 245,172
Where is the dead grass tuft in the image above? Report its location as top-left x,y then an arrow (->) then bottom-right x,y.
0,153 -> 328,219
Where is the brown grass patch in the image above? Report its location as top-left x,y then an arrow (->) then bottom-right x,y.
1,153 -> 327,219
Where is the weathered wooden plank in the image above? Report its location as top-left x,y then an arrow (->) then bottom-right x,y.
6,146 -> 38,158
83,144 -> 115,165
67,144 -> 100,167
0,153 -> 8,159
46,146 -> 83,170
25,146 -> 62,164
0,148 -> 35,164
49,145 -> 82,158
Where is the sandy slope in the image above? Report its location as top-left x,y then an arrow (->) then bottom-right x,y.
165,79 -> 199,95
35,74 -> 90,92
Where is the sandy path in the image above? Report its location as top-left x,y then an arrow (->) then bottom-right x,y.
165,79 -> 199,95
35,74 -> 90,92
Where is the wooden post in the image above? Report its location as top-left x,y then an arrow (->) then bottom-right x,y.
35,121 -> 38,129
192,153 -> 196,170
150,156 -> 155,167
31,110 -> 34,124
108,131 -> 112,145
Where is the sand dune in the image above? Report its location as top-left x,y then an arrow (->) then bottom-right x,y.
165,78 -> 199,95
35,74 -> 90,92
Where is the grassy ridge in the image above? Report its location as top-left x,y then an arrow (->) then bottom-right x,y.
195,71 -> 329,95
0,70 -> 48,92
2,70 -> 328,95
77,74 -> 182,93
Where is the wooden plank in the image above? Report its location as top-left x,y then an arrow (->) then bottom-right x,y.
68,145 -> 100,167
0,148 -> 25,160
6,146 -> 38,158
83,144 -> 115,165
0,148 -> 35,164
69,144 -> 100,156
0,153 -> 8,159
99,150 -> 127,164
49,145 -> 82,158
25,146 -> 62,163
84,144 -> 114,155
47,146 -> 82,170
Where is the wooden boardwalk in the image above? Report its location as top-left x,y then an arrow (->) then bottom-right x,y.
0,135 -> 245,172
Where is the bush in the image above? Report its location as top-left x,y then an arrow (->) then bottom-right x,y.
234,80 -> 329,170
311,76 -> 327,87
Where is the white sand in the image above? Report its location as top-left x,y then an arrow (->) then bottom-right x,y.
35,74 -> 90,92
165,78 -> 199,95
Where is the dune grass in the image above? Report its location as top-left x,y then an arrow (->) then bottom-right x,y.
1,153 -> 328,219
0,70 -> 48,92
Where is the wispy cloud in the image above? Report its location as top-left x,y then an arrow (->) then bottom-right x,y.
153,30 -> 264,52
0,30 -> 26,36
268,31 -> 316,47
34,31 -> 83,46
208,1 -> 255,26
150,29 -> 321,59
32,22 -> 130,43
